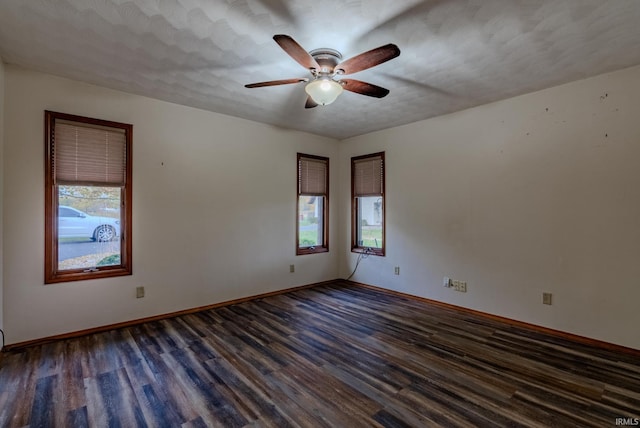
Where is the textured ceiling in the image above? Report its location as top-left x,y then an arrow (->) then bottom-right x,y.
1,0 -> 640,139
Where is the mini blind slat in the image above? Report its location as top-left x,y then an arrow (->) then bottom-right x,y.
299,157 -> 327,195
55,122 -> 126,185
354,156 -> 383,196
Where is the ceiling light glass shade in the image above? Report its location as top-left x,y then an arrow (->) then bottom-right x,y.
305,78 -> 343,105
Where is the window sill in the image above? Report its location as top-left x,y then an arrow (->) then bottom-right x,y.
45,265 -> 132,284
351,247 -> 385,257
296,247 -> 329,256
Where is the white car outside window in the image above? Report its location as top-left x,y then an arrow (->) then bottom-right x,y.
58,205 -> 120,242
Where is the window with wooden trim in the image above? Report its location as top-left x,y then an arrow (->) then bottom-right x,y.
352,152 -> 385,256
45,111 -> 132,283
297,153 -> 329,255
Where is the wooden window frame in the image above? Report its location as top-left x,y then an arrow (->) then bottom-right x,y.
296,153 -> 329,255
351,152 -> 385,256
44,110 -> 133,284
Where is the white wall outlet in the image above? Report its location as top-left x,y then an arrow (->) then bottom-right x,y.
543,292 -> 552,305
136,286 -> 145,298
459,281 -> 467,293
443,277 -> 451,287
394,266 -> 400,275
450,280 -> 467,292
289,264 -> 295,273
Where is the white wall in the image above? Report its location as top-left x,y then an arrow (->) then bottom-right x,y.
4,63 -> 640,350
339,65 -> 640,350
3,65 -> 339,344
0,58 -> 4,339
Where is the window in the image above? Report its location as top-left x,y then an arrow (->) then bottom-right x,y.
297,153 -> 329,255
352,152 -> 385,256
45,111 -> 132,283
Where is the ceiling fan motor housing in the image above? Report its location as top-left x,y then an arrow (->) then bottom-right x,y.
309,48 -> 342,74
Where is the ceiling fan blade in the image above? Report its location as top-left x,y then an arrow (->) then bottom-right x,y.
245,78 -> 308,88
336,44 -> 401,75
273,35 -> 321,71
305,96 -> 318,109
341,79 -> 390,98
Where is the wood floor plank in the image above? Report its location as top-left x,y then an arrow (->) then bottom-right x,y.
29,374 -> 58,427
66,405 -> 89,428
135,343 -> 199,424
61,340 -> 88,414
1,280 -> 639,427
3,348 -> 41,427
141,383 -> 186,427
322,363 -> 438,427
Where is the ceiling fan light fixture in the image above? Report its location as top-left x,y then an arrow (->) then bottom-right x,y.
305,78 -> 343,105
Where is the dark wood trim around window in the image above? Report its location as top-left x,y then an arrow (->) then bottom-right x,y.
351,152 -> 385,256
44,110 -> 133,283
296,153 -> 329,255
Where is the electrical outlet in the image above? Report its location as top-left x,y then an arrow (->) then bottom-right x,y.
450,280 -> 467,293
289,264 -> 295,273
136,286 -> 145,298
394,266 -> 400,275
543,292 -> 552,305
443,277 -> 451,287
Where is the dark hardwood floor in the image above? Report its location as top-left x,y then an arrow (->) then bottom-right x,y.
1,281 -> 639,427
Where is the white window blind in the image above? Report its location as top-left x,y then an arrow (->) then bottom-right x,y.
54,120 -> 126,186
298,155 -> 328,195
353,155 -> 383,196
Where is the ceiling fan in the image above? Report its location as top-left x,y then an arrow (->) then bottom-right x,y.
245,35 -> 401,108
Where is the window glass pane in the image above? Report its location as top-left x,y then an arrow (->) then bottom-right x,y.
298,196 -> 324,247
357,196 -> 383,249
58,185 -> 121,270
59,207 -> 77,217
